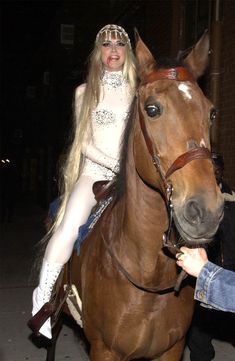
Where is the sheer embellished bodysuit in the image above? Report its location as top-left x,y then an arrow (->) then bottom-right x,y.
45,70 -> 132,264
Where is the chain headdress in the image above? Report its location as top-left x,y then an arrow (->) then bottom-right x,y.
96,24 -> 131,48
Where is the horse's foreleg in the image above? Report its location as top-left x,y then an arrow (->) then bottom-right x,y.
151,338 -> 185,361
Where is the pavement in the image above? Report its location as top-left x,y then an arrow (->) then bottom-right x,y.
0,196 -> 235,360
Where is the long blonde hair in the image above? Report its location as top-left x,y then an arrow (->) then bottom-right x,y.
52,25 -> 137,232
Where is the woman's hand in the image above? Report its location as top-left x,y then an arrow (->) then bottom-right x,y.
176,247 -> 208,277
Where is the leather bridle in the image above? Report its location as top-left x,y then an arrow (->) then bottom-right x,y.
139,67 -> 211,193
138,67 -> 212,251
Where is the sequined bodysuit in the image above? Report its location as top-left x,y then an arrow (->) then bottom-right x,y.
78,70 -> 133,180
44,70 -> 133,266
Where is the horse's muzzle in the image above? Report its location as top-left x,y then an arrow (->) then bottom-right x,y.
173,196 -> 224,244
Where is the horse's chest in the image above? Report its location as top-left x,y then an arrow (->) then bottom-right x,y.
97,289 -> 193,358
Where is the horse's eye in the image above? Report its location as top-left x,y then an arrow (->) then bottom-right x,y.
210,108 -> 217,122
145,103 -> 162,118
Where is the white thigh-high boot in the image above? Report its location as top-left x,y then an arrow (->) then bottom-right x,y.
32,259 -> 63,339
32,175 -> 97,339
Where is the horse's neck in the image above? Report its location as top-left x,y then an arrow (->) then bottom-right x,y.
126,167 -> 168,247
112,152 -> 170,282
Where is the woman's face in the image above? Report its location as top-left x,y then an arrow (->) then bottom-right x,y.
101,37 -> 127,71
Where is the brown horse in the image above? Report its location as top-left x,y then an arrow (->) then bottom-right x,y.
56,33 -> 224,360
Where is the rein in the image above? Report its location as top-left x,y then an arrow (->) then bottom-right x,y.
100,209 -> 177,293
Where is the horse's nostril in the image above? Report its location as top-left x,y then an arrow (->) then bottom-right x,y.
184,199 -> 204,224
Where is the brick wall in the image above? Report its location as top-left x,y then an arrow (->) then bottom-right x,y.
144,0 -> 235,188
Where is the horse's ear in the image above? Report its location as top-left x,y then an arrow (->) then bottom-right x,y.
184,30 -> 210,79
135,35 -> 157,80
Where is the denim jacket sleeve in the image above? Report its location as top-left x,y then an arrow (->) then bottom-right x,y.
194,261 -> 235,313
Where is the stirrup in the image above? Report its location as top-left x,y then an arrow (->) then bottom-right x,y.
27,302 -> 54,337
28,283 -> 71,337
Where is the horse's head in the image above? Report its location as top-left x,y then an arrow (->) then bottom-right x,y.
133,32 -> 224,245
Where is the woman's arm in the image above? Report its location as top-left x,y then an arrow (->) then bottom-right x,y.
74,84 -> 86,122
83,142 -> 119,172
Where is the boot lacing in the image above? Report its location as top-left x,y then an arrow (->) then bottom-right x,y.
42,264 -> 62,303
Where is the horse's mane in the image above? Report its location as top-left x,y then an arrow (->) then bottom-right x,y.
114,57 -> 185,201
114,97 -> 137,201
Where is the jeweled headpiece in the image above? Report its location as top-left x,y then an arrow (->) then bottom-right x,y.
96,24 -> 131,48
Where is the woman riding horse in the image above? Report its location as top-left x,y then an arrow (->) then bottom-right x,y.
64,33 -> 224,360
30,31 -> 224,361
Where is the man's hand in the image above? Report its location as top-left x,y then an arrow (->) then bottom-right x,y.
176,247 -> 208,277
